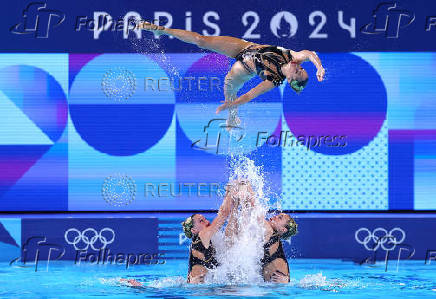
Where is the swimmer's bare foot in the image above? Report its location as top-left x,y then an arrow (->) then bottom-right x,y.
226,108 -> 241,132
136,21 -> 166,36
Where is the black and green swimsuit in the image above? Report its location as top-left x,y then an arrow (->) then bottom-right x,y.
188,234 -> 219,274
261,234 -> 290,282
235,44 -> 293,87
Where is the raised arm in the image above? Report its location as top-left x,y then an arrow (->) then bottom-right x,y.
216,80 -> 275,114
201,185 -> 235,241
224,187 -> 241,240
291,50 -> 325,82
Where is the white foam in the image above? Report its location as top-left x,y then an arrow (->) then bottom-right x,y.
99,277 -> 123,286
206,156 -> 270,285
128,34 -> 180,78
145,276 -> 186,288
298,273 -> 328,288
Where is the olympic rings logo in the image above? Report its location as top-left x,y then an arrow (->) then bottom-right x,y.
64,227 -> 116,251
355,227 -> 406,251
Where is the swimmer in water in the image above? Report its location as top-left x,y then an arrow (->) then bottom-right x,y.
181,184 -> 237,284
225,180 -> 298,283
137,21 -> 325,130
120,184 -> 236,287
261,213 -> 297,283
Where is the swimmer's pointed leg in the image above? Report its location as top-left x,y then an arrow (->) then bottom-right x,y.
225,91 -> 241,131
226,107 -> 241,132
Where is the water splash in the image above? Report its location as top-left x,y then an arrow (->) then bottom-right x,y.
206,156 -> 270,285
298,273 -> 328,288
99,277 -> 123,286
128,33 -> 180,78
295,272 -> 359,292
126,30 -> 285,286
145,276 -> 186,288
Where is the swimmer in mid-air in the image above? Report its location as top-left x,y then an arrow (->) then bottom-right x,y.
137,21 -> 325,129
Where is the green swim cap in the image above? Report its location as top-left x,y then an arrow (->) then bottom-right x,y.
281,217 -> 298,240
290,78 -> 308,93
181,214 -> 195,239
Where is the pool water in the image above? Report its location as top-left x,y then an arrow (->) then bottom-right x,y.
1,259 -> 435,298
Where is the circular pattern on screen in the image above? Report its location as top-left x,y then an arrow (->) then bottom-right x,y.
101,67 -> 136,101
101,173 -> 136,207
69,54 -> 174,156
283,53 -> 387,155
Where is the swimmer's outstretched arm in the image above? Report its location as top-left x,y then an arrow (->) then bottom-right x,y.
216,80 -> 275,114
225,180 -> 255,239
224,195 -> 240,240
292,50 -> 325,82
200,187 -> 235,241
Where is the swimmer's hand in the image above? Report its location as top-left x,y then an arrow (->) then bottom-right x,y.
228,180 -> 241,200
216,100 -> 231,114
316,67 -> 325,82
188,273 -> 206,284
119,278 -> 143,287
271,271 -> 289,283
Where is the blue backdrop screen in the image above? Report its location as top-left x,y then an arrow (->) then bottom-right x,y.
0,53 -> 435,211
1,0 -> 436,211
